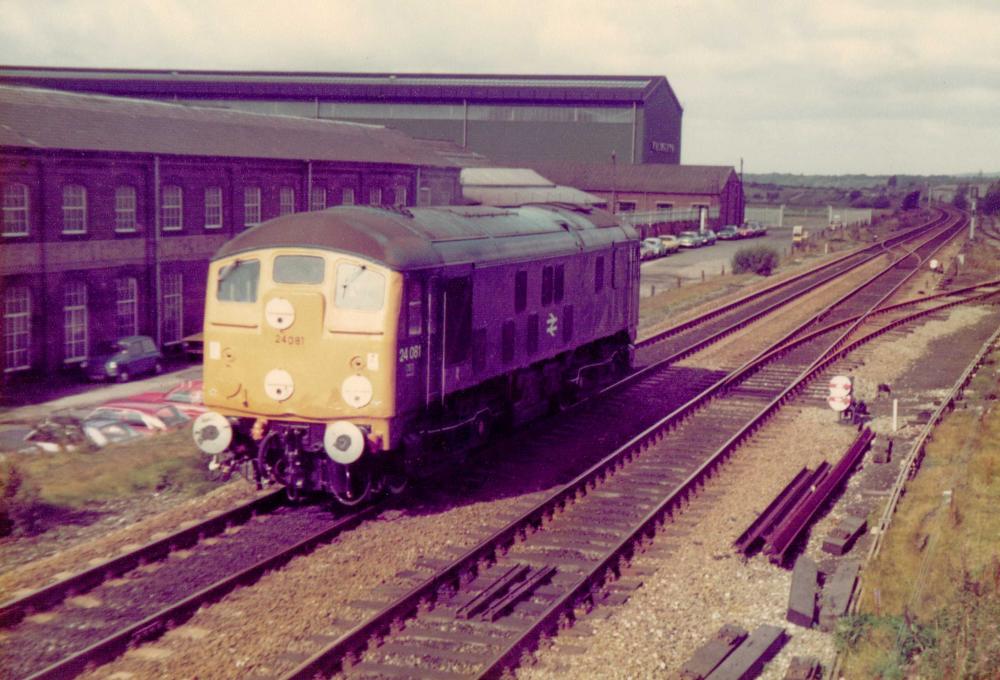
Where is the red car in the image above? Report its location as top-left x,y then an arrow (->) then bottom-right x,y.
124,380 -> 206,418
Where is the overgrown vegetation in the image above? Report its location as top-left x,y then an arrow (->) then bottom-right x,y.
841,354 -> 1000,678
731,245 -> 780,276
0,426 -> 218,537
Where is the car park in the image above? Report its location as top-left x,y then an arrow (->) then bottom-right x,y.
717,225 -> 740,240
677,231 -> 702,248
82,335 -> 164,383
658,234 -> 681,253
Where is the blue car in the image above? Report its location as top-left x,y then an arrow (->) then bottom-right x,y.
82,335 -> 164,382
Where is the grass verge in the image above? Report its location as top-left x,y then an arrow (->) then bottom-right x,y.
839,353 -> 1000,678
1,425 -> 218,536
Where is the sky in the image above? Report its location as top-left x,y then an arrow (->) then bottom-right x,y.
1,0 -> 998,176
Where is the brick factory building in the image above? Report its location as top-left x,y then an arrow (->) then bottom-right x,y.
0,68 -> 684,167
0,85 -> 462,381
530,162 -> 745,234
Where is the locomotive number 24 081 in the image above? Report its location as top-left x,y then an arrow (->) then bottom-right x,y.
399,344 -> 422,362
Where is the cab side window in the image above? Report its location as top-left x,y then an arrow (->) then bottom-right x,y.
407,280 -> 423,336
515,271 -> 527,313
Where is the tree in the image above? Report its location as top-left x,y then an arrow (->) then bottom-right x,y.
953,193 -> 968,211
887,175 -> 898,188
980,184 -> 1000,215
902,190 -> 921,210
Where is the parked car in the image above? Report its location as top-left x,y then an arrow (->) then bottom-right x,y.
658,234 -> 681,253
0,426 -> 72,454
717,225 -> 740,240
82,420 -> 145,449
641,237 -> 667,259
182,332 -> 204,359
84,402 -> 189,434
737,223 -> 756,239
127,380 -> 206,418
701,229 -> 718,246
677,231 -> 703,248
82,335 -> 163,383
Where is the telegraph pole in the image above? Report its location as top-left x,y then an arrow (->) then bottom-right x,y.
611,151 -> 617,213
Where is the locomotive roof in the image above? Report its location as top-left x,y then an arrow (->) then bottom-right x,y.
213,205 -> 632,270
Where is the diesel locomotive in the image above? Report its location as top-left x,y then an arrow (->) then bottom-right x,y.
192,205 -> 639,505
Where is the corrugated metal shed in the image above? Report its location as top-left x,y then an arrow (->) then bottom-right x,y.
529,162 -> 737,194
0,85 -> 461,167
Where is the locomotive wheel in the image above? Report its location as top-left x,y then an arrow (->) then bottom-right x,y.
384,454 -> 409,495
330,461 -> 372,507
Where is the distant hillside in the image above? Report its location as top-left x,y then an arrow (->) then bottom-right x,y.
743,173 -> 998,190
744,173 -> 1000,208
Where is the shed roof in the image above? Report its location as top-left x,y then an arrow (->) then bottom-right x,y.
529,162 -> 738,195
460,168 -> 604,207
0,85 -> 461,167
0,67 -> 680,110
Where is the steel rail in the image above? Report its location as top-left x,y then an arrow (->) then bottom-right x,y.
473,286 -> 1000,680
0,488 -> 285,627
827,323 -> 1000,680
638,218 -> 963,370
282,248 -> 990,680
636,208 -> 950,349
722,218 -> 967,388
802,214 -> 968,373
11,215 -> 963,679
25,503 -> 380,680
575,214 -> 964,420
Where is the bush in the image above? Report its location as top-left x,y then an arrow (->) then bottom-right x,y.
732,245 -> 780,276
0,461 -> 41,537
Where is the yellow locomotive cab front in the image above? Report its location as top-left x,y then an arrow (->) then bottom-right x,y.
194,248 -> 404,503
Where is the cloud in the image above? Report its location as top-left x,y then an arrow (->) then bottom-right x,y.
1,0 -> 998,173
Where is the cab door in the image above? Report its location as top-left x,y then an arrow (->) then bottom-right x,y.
426,273 -> 473,407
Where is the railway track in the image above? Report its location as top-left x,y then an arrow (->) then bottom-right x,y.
0,209 -> 969,679
635,208 -> 956,366
274,222 -> 991,679
2,497 -> 378,679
